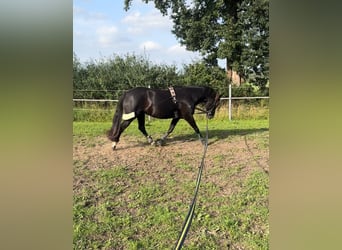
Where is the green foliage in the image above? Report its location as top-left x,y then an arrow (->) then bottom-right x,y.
73,53 -> 182,100
238,0 -> 269,88
181,62 -> 229,95
232,82 -> 269,97
124,0 -> 269,88
73,52 -> 269,100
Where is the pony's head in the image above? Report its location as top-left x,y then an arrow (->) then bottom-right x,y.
204,87 -> 221,119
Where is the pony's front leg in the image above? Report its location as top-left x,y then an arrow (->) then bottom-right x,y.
183,114 -> 206,145
155,118 -> 180,146
163,118 -> 180,140
197,133 -> 206,145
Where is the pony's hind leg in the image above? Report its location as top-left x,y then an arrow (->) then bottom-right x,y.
137,113 -> 153,144
154,118 -> 180,146
112,119 -> 134,150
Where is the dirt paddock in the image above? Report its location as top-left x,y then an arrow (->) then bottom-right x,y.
73,130 -> 269,200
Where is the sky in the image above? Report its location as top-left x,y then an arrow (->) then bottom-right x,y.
73,0 -> 206,69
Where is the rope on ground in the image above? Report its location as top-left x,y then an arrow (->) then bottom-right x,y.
174,118 -> 209,250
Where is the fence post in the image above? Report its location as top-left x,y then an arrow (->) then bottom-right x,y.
228,83 -> 232,121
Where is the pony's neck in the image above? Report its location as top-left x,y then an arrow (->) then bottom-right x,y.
193,87 -> 208,105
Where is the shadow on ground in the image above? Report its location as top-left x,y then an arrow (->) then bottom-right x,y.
110,127 -> 269,150
169,127 -> 269,144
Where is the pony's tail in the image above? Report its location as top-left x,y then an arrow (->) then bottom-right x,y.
107,92 -> 125,142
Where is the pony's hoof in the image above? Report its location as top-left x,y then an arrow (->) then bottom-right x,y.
147,135 -> 153,144
200,138 -> 207,146
112,142 -> 117,150
155,139 -> 165,146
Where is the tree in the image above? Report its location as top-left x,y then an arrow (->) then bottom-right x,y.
124,0 -> 269,88
73,53 -> 182,99
181,62 -> 229,95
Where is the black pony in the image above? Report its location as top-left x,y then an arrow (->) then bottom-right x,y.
107,86 -> 220,150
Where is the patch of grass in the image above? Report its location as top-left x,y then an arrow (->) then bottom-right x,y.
73,103 -> 116,122
73,118 -> 268,140
213,154 -> 225,165
177,163 -> 193,171
73,122 -> 111,137
74,169 -> 268,249
129,183 -> 164,207
220,170 -> 269,249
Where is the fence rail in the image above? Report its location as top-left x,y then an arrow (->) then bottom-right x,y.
73,98 -> 118,102
73,85 -> 269,120
73,96 -> 269,102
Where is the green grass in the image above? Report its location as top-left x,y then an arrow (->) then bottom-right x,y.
73,118 -> 269,249
220,171 -> 269,249
73,118 -> 268,138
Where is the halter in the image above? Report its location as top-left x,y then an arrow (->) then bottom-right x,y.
196,96 -> 219,116
195,106 -> 208,114
168,86 -> 177,104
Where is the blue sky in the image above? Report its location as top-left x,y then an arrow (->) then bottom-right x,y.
73,0 -> 205,68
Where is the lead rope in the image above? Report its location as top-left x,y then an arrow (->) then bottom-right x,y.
174,117 -> 209,250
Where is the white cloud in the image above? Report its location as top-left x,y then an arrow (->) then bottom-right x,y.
97,26 -> 118,34
163,44 -> 201,66
139,41 -> 162,51
73,6 -> 107,23
122,11 -> 141,23
73,2 -> 201,67
126,26 -> 144,34
167,44 -> 188,54
96,26 -> 118,47
122,10 -> 171,34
